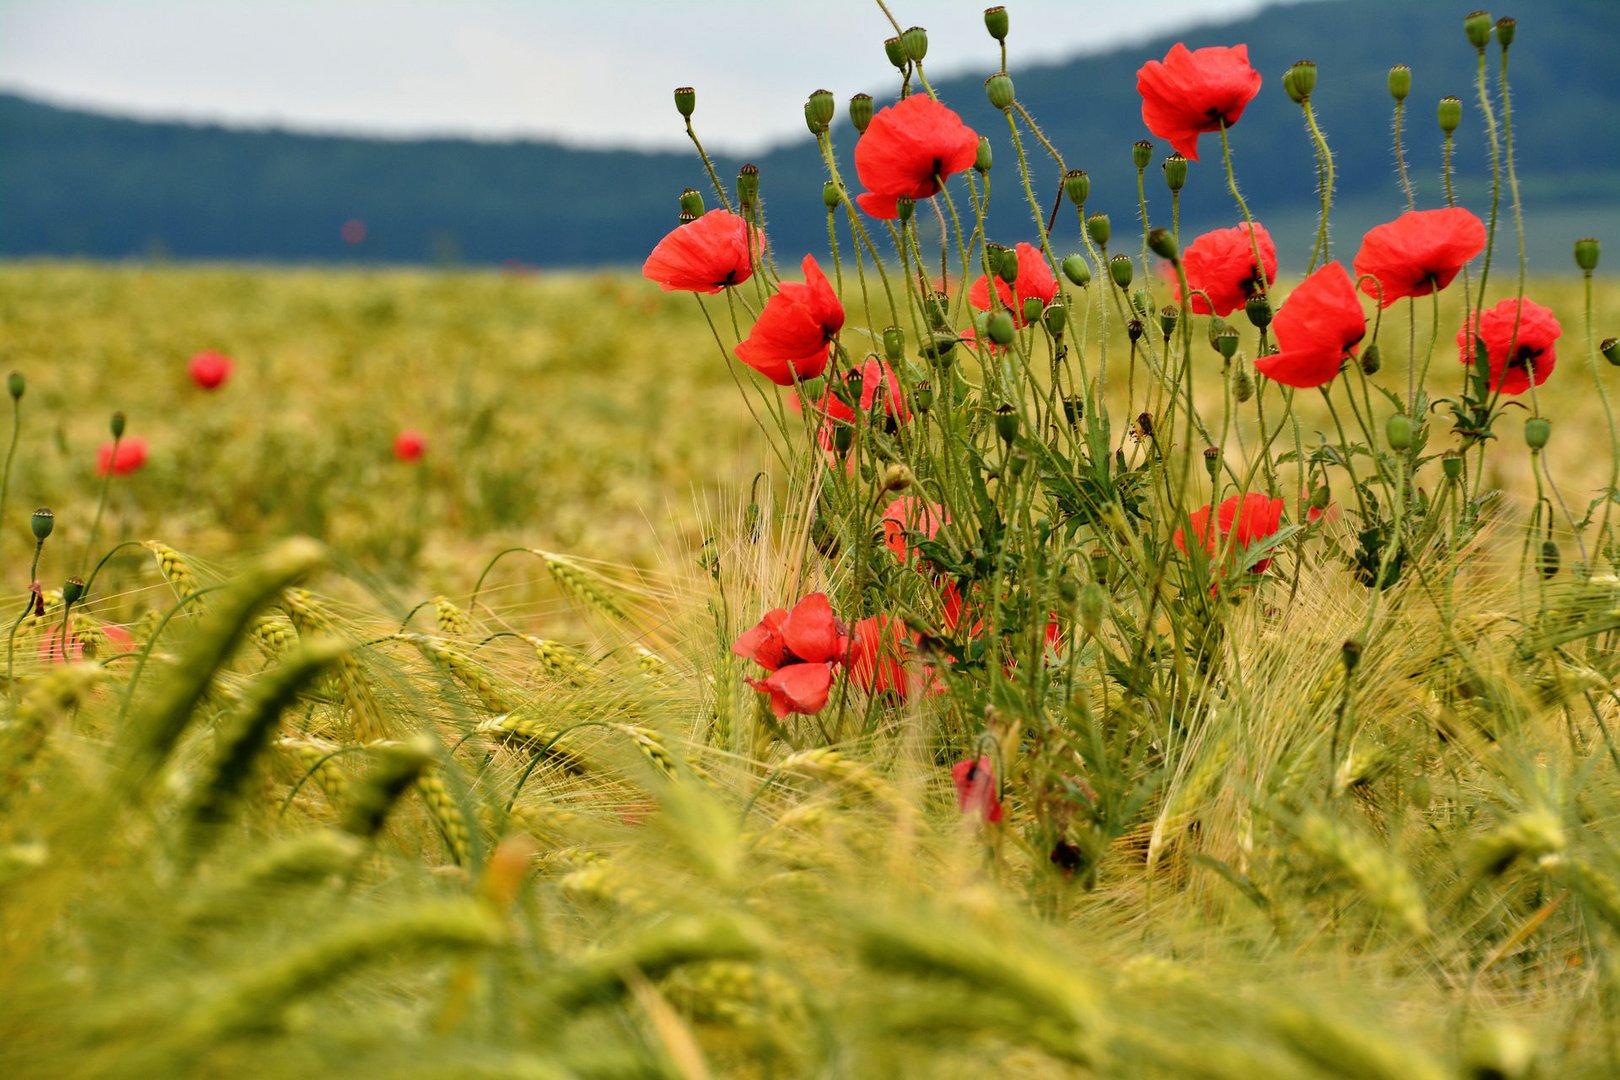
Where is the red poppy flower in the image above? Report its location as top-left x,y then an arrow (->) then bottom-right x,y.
952,757 -> 1005,823
1255,262 -> 1367,389
880,495 -> 948,568
1457,297 -> 1561,396
733,592 -> 849,717
393,430 -> 426,462
848,614 -> 936,700
1353,208 -> 1486,307
187,351 -> 234,390
1169,223 -> 1277,316
40,623 -> 134,665
853,95 -> 981,220
97,438 -> 148,477
810,359 -> 913,456
1173,492 -> 1286,575
641,209 -> 763,294
969,243 -> 1058,326
1136,44 -> 1262,161
735,255 -> 844,385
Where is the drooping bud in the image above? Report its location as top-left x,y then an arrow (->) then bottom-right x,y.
849,93 -> 874,133
1132,140 -> 1152,171
822,181 -> 841,210
1109,254 -> 1134,289
1286,59 -> 1316,102
987,311 -> 1016,347
1524,416 -> 1551,450
1022,296 -> 1044,325
1360,342 -> 1382,375
807,89 -> 835,130
1062,254 -> 1091,287
62,576 -> 86,606
1442,450 -> 1464,480
1203,446 -> 1221,480
1147,227 -> 1178,263
902,26 -> 929,63
884,37 -> 906,70
1464,10 -> 1493,50
1540,540 -> 1560,579
1575,237 -> 1600,273
674,87 -> 696,118
1162,153 -> 1187,192
110,411 -> 126,439
1159,306 -> 1179,341
1244,294 -> 1272,329
1603,337 -> 1620,366
1086,212 -> 1110,247
1044,303 -> 1068,337
31,507 -> 54,541
1232,360 -> 1254,402
974,136 -> 993,173
1078,583 -> 1105,637
984,73 -> 1016,111
679,188 -> 704,217
881,463 -> 915,492
1495,16 -> 1516,49
1126,319 -> 1145,345
1063,169 -> 1090,207
6,371 -> 22,400
1438,96 -> 1463,133
882,326 -> 905,361
737,164 -> 760,207
1386,413 -> 1414,450
984,5 -> 1009,41
994,403 -> 1019,444
1388,65 -> 1411,102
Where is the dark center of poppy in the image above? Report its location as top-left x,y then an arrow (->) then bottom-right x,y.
1506,346 -> 1543,371
1240,266 -> 1262,297
720,269 -> 739,286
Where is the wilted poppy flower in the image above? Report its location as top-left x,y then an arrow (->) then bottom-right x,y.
735,255 -> 844,385
880,495 -> 948,568
1353,208 -> 1486,307
1457,297 -> 1562,396
641,209 -> 763,294
853,95 -> 981,219
733,592 -> 849,717
1170,222 -> 1277,315
97,438 -> 148,477
848,614 -> 935,700
968,243 -> 1058,326
952,756 -> 1005,823
393,430 -> 426,462
1173,492 -> 1286,575
187,351 -> 234,390
1135,44 -> 1263,160
1255,262 -> 1366,389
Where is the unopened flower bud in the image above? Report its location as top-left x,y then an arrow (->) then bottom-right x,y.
882,326 -> 905,361
1022,296 -> 1044,324
1062,254 -> 1091,287
1244,294 -> 1272,329
1464,10 -> 1493,50
926,292 -> 951,329
807,89 -> 835,129
974,136 -> 993,173
1524,416 -> 1551,450
1443,450 -> 1464,480
985,72 -> 1015,111
902,26 -> 928,62
849,93 -> 874,133
737,164 -> 759,206
674,87 -> 696,118
1162,153 -> 1187,192
1159,305 -> 1178,340
1078,582 -> 1105,637
1044,303 -> 1067,337
1286,59 -> 1316,102
1203,446 -> 1221,479
881,463 -> 915,492
110,411 -> 126,439
62,576 -> 86,606
1110,254 -> 1134,289
31,507 -> 54,541
833,425 -> 854,455
1495,16 -> 1516,49
884,37 -> 906,69
1388,65 -> 1411,102
994,403 -> 1018,444
984,5 -> 1009,41
1386,413 -> 1414,450
1232,361 -> 1254,402
1438,96 -> 1462,133
915,380 -> 933,413
987,311 -> 1016,347
1063,169 -> 1090,207
822,181 -> 841,210
1086,212 -> 1110,247
1147,227 -> 1178,262
1127,319 -> 1144,345
1360,342 -> 1382,375
1132,140 -> 1152,171
1540,539 -> 1560,579
1311,484 -> 1332,511
1575,237 -> 1600,273
1602,337 -> 1620,366
679,188 -> 704,217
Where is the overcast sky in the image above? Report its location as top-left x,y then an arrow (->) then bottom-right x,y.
0,0 -> 1270,152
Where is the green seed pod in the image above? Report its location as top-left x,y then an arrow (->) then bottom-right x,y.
1575,237 -> 1601,273
915,380 -> 933,413
1021,296 -> 1044,325
1310,484 -> 1332,512
1062,254 -> 1091,287
996,245 -> 1020,284
984,5 -> 1009,41
896,196 -> 915,222
883,36 -> 906,70
1443,450 -> 1464,480
1109,254 -> 1134,289
1214,327 -> 1240,360
1158,305 -> 1178,340
881,463 -> 915,492
926,292 -> 950,330
832,425 -> 854,455
1044,303 -> 1068,337
110,411 -> 126,438
984,72 -> 1015,111
673,87 -> 696,118
1388,65 -> 1411,102
1525,416 -> 1551,450
1063,169 -> 1090,207
1202,446 -> 1221,480
1464,10 -> 1493,50
1540,539 -> 1560,579
1162,153 -> 1187,192
1086,212 -> 1111,247
1386,413 -> 1414,450
1127,319 -> 1144,345
6,371 -> 22,400
1207,315 -> 1231,350
1341,638 -> 1363,674
803,104 -> 826,136
1495,16 -> 1516,49
1132,140 -> 1152,171
1360,342 -> 1382,375
902,25 -> 929,62
822,180 -> 841,210
974,136 -> 993,173
994,403 -> 1018,443
807,89 -> 835,129
31,507 -> 53,541
679,188 -> 704,218
1089,547 -> 1109,584
849,93 -> 874,133
1438,96 -> 1463,134
1244,294 -> 1273,329
1282,67 -> 1304,104
677,211 -> 697,227
923,331 -> 957,364
1007,450 -> 1028,477
882,326 -> 905,361
1287,59 -> 1316,102
1602,337 -> 1620,366
987,311 -> 1016,347
737,163 -> 759,206
1147,227 -> 1178,262
1078,583 -> 1106,637
62,576 -> 86,606
1232,361 -> 1254,403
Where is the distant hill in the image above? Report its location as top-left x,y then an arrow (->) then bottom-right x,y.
1,0 -> 1614,272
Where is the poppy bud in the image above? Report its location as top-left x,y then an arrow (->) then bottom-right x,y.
1127,319 -> 1144,345
1495,16 -> 1516,49
1603,337 -> 1620,366
1044,303 -> 1068,337
832,425 -> 854,456
994,403 -> 1018,443
1388,65 -> 1411,102
1287,59 -> 1316,102
31,507 -> 54,541
881,463 -> 915,492
1438,96 -> 1463,134
1162,153 -> 1188,192
926,292 -> 951,329
883,37 -> 906,70
1575,237 -> 1600,273
974,136 -> 993,173
1159,305 -> 1178,340
1232,361 -> 1254,402
1443,450 -> 1464,480
110,411 -> 126,439
1464,10 -> 1493,50
674,87 -> 696,118
987,311 -> 1016,347
1311,484 -> 1332,511
7,371 -> 22,400
1147,227 -> 1179,263
737,164 -> 759,207
1132,140 -> 1153,171
1086,213 -> 1111,247
1078,583 -> 1106,637
984,72 -> 1015,111
1203,446 -> 1221,479
1110,254 -> 1134,289
1063,169 -> 1090,207
1214,326 -> 1240,359
1524,416 -> 1551,450
1022,296 -> 1044,325
1386,413 -> 1414,450
902,26 -> 928,62
915,380 -> 933,413
896,196 -> 915,222
679,188 -> 704,218
1540,539 -> 1560,579
1062,254 -> 1091,287
1341,638 -> 1363,674
849,93 -> 874,133
1244,294 -> 1272,329
882,326 -> 905,361
984,5 -> 1009,41
1360,342 -> 1382,375
822,181 -> 841,210
62,576 -> 86,606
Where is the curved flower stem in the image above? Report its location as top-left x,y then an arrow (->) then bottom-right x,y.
6,537 -> 46,701
1393,97 -> 1415,211
1300,98 -> 1335,272
0,393 -> 20,540
1217,122 -> 1271,298
1473,45 -> 1502,310
1585,272 -> 1619,555
82,433 -> 121,575
684,119 -> 734,214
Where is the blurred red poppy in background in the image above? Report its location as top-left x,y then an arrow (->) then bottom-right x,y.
880,495 -> 948,568
393,430 -> 426,462
1174,492 -> 1286,575
848,614 -> 934,700
1457,297 -> 1561,395
1169,222 -> 1276,316
854,95 -> 980,219
98,438 -> 148,476
735,255 -> 844,385
188,351 -> 234,390
952,756 -> 1005,823
1255,261 -> 1366,389
641,209 -> 763,294
968,242 -> 1058,326
1136,43 -> 1262,160
1353,208 -> 1486,306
